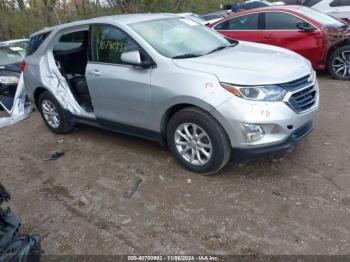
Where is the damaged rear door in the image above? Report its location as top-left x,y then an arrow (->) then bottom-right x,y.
86,24 -> 152,130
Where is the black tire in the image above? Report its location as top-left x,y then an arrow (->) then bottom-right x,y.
38,91 -> 74,134
327,45 -> 350,81
166,107 -> 231,175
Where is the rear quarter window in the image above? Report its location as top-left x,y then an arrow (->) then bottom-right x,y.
27,32 -> 51,56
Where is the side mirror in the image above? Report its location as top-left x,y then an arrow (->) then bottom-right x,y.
297,21 -> 316,32
121,50 -> 143,66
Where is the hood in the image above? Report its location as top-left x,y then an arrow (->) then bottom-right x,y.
173,41 -> 311,85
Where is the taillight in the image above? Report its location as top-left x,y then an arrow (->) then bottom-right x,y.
20,60 -> 26,72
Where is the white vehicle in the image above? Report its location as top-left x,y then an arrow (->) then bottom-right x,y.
303,0 -> 350,22
176,12 -> 210,25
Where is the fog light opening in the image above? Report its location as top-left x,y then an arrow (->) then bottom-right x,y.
241,123 -> 265,143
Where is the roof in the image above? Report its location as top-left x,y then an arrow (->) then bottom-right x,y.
31,13 -> 177,37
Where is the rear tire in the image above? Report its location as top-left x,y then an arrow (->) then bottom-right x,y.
38,91 -> 74,134
166,107 -> 231,175
327,45 -> 350,80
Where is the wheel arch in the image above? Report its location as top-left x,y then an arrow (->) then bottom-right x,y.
326,40 -> 350,67
160,102 -> 231,147
33,87 -> 49,109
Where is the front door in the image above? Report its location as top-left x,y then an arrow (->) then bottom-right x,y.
261,11 -> 323,68
86,24 -> 152,129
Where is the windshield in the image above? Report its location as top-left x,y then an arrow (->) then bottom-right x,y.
0,46 -> 25,66
130,18 -> 232,58
296,6 -> 346,27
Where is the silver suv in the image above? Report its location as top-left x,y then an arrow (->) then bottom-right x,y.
23,14 -> 319,174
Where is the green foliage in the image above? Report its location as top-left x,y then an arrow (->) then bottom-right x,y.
0,0 -> 236,41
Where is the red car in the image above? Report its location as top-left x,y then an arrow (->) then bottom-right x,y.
211,6 -> 350,80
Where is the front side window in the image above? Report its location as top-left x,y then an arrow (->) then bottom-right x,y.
265,12 -> 307,30
90,25 -> 140,64
216,13 -> 260,30
131,18 -> 231,58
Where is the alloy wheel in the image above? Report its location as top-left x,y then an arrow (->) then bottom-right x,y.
332,50 -> 350,78
174,123 -> 213,166
41,99 -> 60,129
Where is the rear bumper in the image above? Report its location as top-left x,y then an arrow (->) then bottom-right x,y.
233,121 -> 313,163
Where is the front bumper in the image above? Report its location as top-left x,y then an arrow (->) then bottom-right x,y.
212,80 -> 319,159
233,120 -> 313,163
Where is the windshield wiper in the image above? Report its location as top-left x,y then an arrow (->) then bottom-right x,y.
172,53 -> 203,59
206,44 -> 236,55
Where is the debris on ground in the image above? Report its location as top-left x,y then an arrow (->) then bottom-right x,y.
45,149 -> 65,161
124,179 -> 143,198
0,183 -> 42,262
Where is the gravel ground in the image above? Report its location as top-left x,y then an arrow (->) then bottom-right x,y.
0,74 -> 350,255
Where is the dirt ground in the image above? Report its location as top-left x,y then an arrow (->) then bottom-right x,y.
0,74 -> 350,255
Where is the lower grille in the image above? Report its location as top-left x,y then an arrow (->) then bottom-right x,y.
288,85 -> 317,113
292,121 -> 313,141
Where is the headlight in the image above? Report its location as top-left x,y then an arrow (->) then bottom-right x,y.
0,76 -> 19,85
221,83 -> 287,101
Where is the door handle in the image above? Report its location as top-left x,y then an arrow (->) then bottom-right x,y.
88,69 -> 101,76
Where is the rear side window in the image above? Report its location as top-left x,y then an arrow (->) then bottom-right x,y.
54,31 -> 87,52
265,12 -> 306,30
215,13 -> 260,30
27,32 -> 51,56
90,24 -> 140,65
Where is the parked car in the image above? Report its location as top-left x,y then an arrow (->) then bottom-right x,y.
223,0 -> 285,13
23,14 -> 318,174
176,12 -> 209,25
0,39 -> 28,111
302,0 -> 350,22
211,6 -> 350,80
200,12 -> 227,25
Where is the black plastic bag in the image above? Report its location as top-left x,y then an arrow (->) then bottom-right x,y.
0,183 -> 42,262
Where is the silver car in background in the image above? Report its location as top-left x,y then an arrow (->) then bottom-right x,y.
23,14 -> 319,174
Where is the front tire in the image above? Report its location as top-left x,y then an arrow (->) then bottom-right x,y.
328,45 -> 350,80
167,107 -> 231,175
38,91 -> 74,134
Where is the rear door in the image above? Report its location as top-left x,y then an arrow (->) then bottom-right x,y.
213,12 -> 264,43
261,11 -> 323,68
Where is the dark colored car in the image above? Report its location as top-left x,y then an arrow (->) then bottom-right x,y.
0,39 -> 28,111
